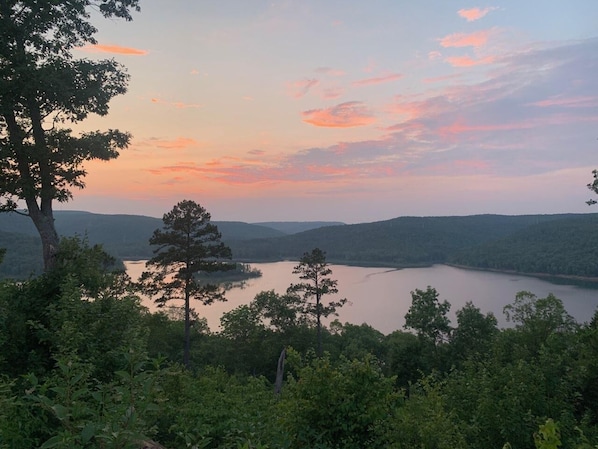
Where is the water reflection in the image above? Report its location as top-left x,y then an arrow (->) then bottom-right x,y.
125,261 -> 598,335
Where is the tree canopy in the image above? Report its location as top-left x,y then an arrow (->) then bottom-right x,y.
140,200 -> 233,368
287,248 -> 347,355
0,0 -> 139,270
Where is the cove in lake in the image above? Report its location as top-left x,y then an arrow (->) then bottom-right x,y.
125,261 -> 598,335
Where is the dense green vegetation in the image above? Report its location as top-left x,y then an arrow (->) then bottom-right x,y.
4,211 -> 598,281
1,237 -> 598,448
450,213 -> 598,278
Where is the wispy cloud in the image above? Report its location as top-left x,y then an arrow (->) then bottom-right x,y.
144,137 -> 201,150
428,51 -> 442,60
423,73 -> 464,83
287,78 -> 320,98
445,54 -> 495,67
439,28 -> 497,48
151,98 -> 201,109
352,73 -> 403,86
528,95 -> 598,108
302,101 -> 376,128
458,7 -> 497,22
81,44 -> 148,55
315,67 -> 346,77
321,87 -> 345,100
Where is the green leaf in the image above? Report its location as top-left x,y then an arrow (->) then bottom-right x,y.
52,404 -> 69,421
40,435 -> 64,449
81,422 -> 96,443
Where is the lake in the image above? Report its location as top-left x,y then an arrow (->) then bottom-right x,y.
125,261 -> 598,335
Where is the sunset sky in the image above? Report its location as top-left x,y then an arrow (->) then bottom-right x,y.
63,1 -> 598,223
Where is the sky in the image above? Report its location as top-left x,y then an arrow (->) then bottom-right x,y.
60,1 -> 598,224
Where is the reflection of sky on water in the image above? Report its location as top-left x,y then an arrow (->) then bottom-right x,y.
125,261 -> 598,335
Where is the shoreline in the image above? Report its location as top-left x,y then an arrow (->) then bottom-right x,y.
446,263 -> 598,286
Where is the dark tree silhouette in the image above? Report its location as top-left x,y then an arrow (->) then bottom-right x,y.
287,248 -> 346,356
0,1 -> 139,270
140,200 -> 233,368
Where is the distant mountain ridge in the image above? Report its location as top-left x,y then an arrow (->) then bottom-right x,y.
1,211 -> 598,282
0,211 -> 342,278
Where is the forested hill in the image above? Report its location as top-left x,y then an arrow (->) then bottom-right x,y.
450,213 -> 598,278
2,211 -> 598,280
0,211 -> 336,278
228,213 -> 584,266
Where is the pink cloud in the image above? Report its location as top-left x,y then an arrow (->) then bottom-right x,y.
458,7 -> 497,22
302,101 -> 376,128
321,87 -> 345,100
82,44 -> 148,55
423,73 -> 464,83
439,29 -> 496,48
439,120 -> 534,137
445,55 -> 495,67
529,96 -> 598,108
287,78 -> 320,98
352,73 -> 403,86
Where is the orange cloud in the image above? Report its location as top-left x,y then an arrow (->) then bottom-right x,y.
458,7 -> 497,22
82,44 -> 148,55
302,101 -> 376,128
445,55 -> 495,67
287,78 -> 319,98
153,137 -> 200,150
352,73 -> 403,86
439,29 -> 496,48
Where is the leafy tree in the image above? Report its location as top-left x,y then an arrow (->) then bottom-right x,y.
503,291 -> 577,354
140,200 -> 233,369
404,286 -> 451,346
451,301 -> 498,362
279,352 -> 400,449
0,0 -> 139,270
287,248 -> 347,356
251,290 -> 309,333
0,236 -> 136,378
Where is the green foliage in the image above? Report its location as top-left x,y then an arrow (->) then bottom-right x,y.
140,199 -> 233,368
279,353 -> 401,449
287,248 -> 347,355
534,419 -> 561,449
451,301 -> 498,362
0,0 -> 139,270
404,286 -> 451,346
504,291 -> 577,355
0,236 -> 145,379
392,376 -> 468,449
155,366 -> 277,449
21,354 -> 160,449
451,214 -> 598,278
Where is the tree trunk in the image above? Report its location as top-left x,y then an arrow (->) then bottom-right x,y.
274,347 -> 286,395
316,295 -> 322,357
27,202 -> 60,272
183,282 -> 191,369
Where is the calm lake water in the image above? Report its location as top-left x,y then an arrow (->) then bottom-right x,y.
125,261 -> 598,335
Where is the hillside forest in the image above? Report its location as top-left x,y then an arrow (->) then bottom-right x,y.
1,236 -> 598,449
2,1 -> 598,448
